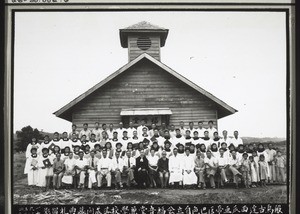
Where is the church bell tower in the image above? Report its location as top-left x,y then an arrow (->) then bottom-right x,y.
119,21 -> 169,62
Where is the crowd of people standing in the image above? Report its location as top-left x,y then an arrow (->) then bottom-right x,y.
24,120 -> 286,191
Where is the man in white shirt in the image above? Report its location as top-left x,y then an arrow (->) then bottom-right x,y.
217,148 -> 229,187
168,148 -> 183,187
207,121 -> 217,139
265,143 -> 277,183
147,148 -> 159,188
151,128 -> 165,148
148,123 -> 157,138
188,122 -> 196,138
69,124 -> 79,139
202,131 -> 212,150
172,129 -> 185,146
107,124 -> 115,140
79,123 -> 92,141
169,124 -> 176,139
116,122 -> 127,138
221,130 -> 231,146
196,121 -> 206,138
75,151 -> 88,188
127,121 -> 137,138
179,121 -> 186,137
228,150 -> 242,188
204,150 -> 218,188
231,131 -> 243,149
112,151 -> 125,188
97,150 -> 112,188
87,150 -> 99,189
137,119 -> 148,137
123,150 -> 137,187
182,148 -> 197,187
91,122 -> 102,141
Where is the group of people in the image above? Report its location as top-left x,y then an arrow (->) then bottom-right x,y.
24,120 -> 286,191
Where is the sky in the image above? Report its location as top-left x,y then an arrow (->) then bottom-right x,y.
13,11 -> 287,138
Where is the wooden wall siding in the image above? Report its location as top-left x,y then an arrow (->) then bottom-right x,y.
72,59 -> 218,130
128,35 -> 160,61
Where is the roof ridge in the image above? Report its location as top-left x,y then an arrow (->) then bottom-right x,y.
123,21 -> 166,30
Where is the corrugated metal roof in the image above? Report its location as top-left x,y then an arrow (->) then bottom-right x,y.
120,108 -> 172,116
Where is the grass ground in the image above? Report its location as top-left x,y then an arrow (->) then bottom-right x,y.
13,141 -> 288,205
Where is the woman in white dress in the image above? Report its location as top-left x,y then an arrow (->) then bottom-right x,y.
24,147 -> 39,186
37,148 -> 54,190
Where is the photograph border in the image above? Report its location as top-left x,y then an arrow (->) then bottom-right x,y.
4,1 -> 295,214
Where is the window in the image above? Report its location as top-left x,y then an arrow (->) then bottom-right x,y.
137,37 -> 151,50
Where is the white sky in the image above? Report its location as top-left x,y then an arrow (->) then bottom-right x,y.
13,11 -> 287,138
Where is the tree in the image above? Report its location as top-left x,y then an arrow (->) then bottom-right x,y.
15,126 -> 43,152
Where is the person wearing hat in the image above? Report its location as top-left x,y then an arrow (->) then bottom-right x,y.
87,150 -> 99,189
52,153 -> 65,189
91,122 -> 102,141
168,148 -> 183,188
123,150 -> 137,187
75,151 -> 88,189
37,147 -> 54,190
230,130 -> 243,149
26,137 -> 40,159
112,151 -> 125,188
116,122 -> 127,139
79,123 -> 92,141
228,150 -> 242,188
204,150 -> 218,189
97,149 -> 112,188
24,147 -> 39,186
239,152 -> 251,188
62,152 -> 76,187
182,148 -> 197,188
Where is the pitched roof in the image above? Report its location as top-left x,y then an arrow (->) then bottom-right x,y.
123,21 -> 166,30
54,53 -> 237,121
119,21 -> 169,48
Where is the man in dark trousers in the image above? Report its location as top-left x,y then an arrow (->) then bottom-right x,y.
135,150 -> 150,188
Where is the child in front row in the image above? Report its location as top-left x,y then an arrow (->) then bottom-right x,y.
258,154 -> 269,187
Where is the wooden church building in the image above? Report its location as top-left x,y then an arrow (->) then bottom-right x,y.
54,21 -> 237,129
